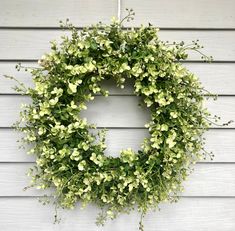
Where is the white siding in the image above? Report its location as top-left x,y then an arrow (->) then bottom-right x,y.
0,198 -> 235,231
0,30 -> 234,60
1,95 -> 235,128
121,0 -> 235,28
0,0 -> 118,27
0,0 -> 234,230
0,163 -> 235,197
1,62 -> 235,94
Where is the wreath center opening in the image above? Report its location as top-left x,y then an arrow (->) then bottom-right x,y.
80,78 -> 150,158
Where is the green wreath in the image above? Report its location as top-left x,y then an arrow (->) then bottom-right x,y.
9,9 -> 227,230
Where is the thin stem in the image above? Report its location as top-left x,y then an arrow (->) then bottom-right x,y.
139,211 -> 145,231
3,74 -> 27,91
119,9 -> 135,25
204,117 -> 233,127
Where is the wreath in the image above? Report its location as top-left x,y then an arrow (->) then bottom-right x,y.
7,9 -> 230,230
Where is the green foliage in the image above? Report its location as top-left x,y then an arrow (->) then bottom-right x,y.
9,8 -> 231,230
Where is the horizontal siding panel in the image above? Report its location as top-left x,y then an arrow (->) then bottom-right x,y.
0,163 -> 234,197
0,128 -> 235,163
1,0 -> 235,29
0,95 -> 151,128
122,0 -> 235,29
186,63 -> 235,95
0,62 -> 35,93
0,198 -> 235,231
0,95 -> 234,128
0,30 -> 234,61
0,0 -> 117,27
1,62 -> 235,95
158,31 -> 235,61
203,129 -> 235,162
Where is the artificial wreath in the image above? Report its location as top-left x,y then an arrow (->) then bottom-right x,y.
7,9 -> 230,230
